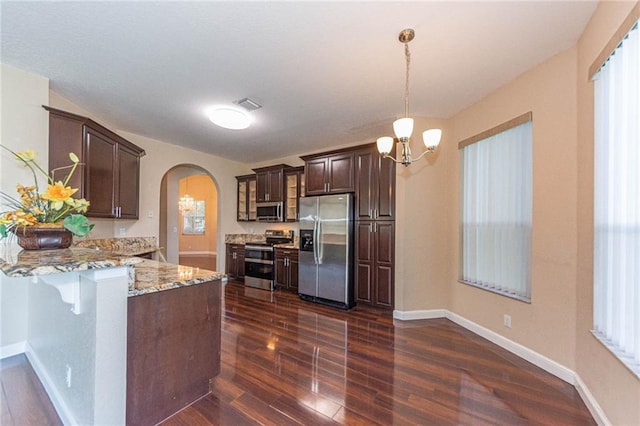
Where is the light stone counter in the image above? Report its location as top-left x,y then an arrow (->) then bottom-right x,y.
0,246 -> 223,297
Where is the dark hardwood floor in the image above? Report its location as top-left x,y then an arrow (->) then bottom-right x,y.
164,282 -> 595,425
0,353 -> 61,426
1,282 -> 595,425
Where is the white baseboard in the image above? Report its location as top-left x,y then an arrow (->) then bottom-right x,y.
25,343 -> 75,425
393,309 -> 446,321
0,341 -> 26,359
574,373 -> 611,426
178,251 -> 217,256
394,309 -> 610,426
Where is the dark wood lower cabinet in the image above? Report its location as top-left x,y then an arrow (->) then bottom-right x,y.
275,248 -> 299,292
225,244 -> 245,281
127,282 -> 221,425
355,220 -> 395,309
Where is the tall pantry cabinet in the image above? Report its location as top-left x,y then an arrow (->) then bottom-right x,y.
354,144 -> 396,309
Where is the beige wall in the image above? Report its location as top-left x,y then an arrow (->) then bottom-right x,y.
178,175 -> 218,253
576,2 -> 640,424
450,46 -> 579,369
0,64 -> 50,347
394,117 -> 455,312
440,2 -> 640,424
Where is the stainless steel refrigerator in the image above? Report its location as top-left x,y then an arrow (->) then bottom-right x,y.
298,193 -> 354,309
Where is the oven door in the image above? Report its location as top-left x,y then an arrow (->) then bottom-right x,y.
245,258 -> 274,291
244,245 -> 275,291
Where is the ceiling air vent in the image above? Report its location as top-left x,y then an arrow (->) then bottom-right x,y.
234,97 -> 262,112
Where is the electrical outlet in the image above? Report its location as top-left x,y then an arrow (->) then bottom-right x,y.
503,314 -> 512,329
147,210 -> 153,218
65,364 -> 72,388
119,227 -> 126,236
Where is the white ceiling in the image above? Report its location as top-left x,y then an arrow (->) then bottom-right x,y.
1,1 -> 597,163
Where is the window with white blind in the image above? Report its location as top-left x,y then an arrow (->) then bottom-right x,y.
592,17 -> 640,377
459,114 -> 533,302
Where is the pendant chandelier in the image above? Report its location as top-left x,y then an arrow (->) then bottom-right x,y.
377,29 -> 442,167
178,177 -> 195,214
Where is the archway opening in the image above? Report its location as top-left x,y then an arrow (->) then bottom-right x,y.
159,165 -> 219,270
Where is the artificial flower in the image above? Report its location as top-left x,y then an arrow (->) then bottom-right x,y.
0,146 -> 94,240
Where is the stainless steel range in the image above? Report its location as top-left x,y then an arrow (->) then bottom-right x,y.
244,229 -> 294,291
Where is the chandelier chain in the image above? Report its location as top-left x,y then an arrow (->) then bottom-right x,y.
404,42 -> 411,118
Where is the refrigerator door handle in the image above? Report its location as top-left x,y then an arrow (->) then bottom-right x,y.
317,218 -> 323,265
313,218 -> 319,264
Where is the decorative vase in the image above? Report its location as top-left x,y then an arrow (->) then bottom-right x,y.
13,225 -> 73,250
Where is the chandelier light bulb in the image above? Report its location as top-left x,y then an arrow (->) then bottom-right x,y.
376,137 -> 394,155
393,117 -> 414,139
423,129 -> 442,149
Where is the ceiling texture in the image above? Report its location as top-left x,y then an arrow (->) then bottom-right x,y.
1,1 -> 597,163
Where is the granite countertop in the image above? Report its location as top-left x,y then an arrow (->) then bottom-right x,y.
74,237 -> 161,256
129,259 -> 224,297
0,246 -> 224,297
225,233 -> 299,249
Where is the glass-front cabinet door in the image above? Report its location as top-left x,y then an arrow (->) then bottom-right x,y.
284,166 -> 304,222
236,174 -> 257,222
248,178 -> 257,220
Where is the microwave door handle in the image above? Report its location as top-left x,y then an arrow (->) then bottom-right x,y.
278,203 -> 282,221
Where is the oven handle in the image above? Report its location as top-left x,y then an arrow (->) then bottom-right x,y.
245,245 -> 273,251
245,258 -> 273,265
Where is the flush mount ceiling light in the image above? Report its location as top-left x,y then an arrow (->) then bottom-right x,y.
208,107 -> 251,130
377,29 -> 442,167
207,97 -> 262,130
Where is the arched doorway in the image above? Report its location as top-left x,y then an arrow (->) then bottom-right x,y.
159,165 -> 219,270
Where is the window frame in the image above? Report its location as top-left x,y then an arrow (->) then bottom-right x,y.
458,112 -> 533,302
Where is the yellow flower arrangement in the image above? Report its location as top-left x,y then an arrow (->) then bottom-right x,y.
0,146 -> 94,239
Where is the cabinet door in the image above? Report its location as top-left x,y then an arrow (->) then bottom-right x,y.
327,153 -> 354,193
236,248 -> 245,280
355,221 -> 374,304
374,222 -> 395,308
284,172 -> 300,221
248,178 -> 257,221
355,150 -> 375,220
237,179 -> 248,221
118,145 -> 141,219
288,254 -> 299,292
85,127 -> 117,218
268,169 -> 284,202
275,253 -> 287,288
255,172 -> 269,202
225,245 -> 236,278
48,113 -> 84,194
375,155 -> 396,220
234,246 -> 244,280
305,158 -> 328,195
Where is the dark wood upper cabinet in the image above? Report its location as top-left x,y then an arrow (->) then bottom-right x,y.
253,164 -> 289,202
355,145 -> 396,221
45,106 -> 145,219
301,152 -> 354,195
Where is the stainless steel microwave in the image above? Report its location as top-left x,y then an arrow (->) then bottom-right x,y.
256,201 -> 283,222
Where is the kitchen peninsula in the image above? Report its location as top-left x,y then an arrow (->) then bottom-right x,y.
0,245 -> 223,425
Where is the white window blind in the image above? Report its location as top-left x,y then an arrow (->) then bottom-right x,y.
460,120 -> 532,301
593,21 -> 640,376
